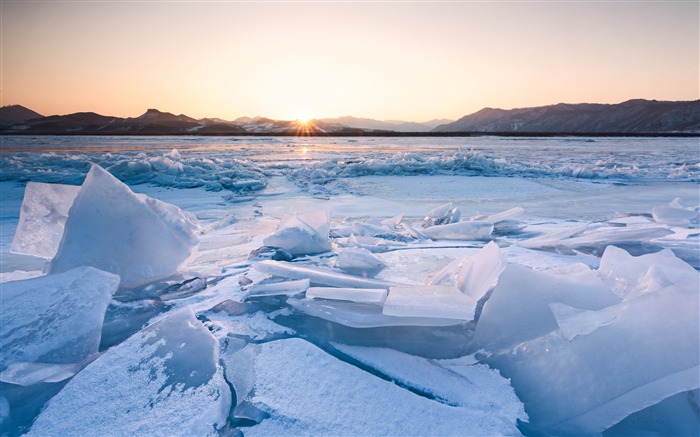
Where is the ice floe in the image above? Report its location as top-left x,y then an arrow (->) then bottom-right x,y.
262,210 -> 332,256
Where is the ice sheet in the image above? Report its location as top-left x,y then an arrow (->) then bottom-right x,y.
253,260 -> 401,289
383,285 -> 477,320
421,220 -> 494,241
306,286 -> 388,304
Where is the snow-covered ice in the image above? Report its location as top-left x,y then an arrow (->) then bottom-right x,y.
1,135 -> 698,436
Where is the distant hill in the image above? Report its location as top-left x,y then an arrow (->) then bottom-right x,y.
318,116 -> 453,132
0,105 -> 43,126
433,99 -> 700,133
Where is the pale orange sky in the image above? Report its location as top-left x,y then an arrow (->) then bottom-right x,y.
1,1 -> 698,122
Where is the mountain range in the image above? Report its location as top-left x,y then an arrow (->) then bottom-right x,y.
1,99 -> 698,136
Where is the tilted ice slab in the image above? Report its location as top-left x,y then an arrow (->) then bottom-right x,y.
597,245 -> 699,299
474,263 -> 620,353
287,298 -> 463,328
0,266 -> 119,377
428,241 -> 507,317
421,220 -> 493,241
652,198 -> 700,227
263,210 -> 332,256
253,260 -> 401,289
244,278 -> 310,298
28,308 -> 231,436
422,202 -> 461,228
337,247 -> 386,276
306,286 -> 388,304
384,285 -> 477,320
10,182 -> 80,259
486,282 -> 700,435
47,165 -> 200,288
243,338 -> 522,436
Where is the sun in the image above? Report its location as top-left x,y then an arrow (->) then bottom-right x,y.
295,108 -> 314,124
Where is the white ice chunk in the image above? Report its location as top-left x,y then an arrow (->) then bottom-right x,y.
421,221 -> 493,241
484,207 -> 524,224
253,260 -> 400,289
428,241 -> 506,309
0,362 -> 82,386
10,182 -> 80,259
47,165 -> 200,288
337,247 -> 385,276
287,298 -> 463,328
0,270 -> 43,283
422,202 -> 461,228
383,285 -> 477,320
548,303 -> 617,341
598,246 -> 699,299
486,283 -> 699,435
28,308 -> 231,436
1,266 -> 119,371
263,210 -> 332,256
245,278 -> 310,298
306,287 -> 387,304
243,338 -> 522,436
474,264 -> 620,352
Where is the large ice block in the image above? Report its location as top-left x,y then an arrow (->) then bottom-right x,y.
306,287 -> 388,304
10,182 -> 80,259
263,210 -> 332,256
421,202 -> 461,228
421,221 -> 493,241
253,260 -> 400,289
474,264 -> 620,352
485,283 -> 699,435
28,308 -> 231,436
383,285 -> 477,320
47,165 -> 200,288
428,241 -> 506,308
652,198 -> 699,227
1,266 -> 119,371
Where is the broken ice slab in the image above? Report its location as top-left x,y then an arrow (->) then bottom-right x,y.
485,282 -> 699,435
421,202 -> 461,228
597,245 -> 699,299
253,260 -> 402,290
421,221 -> 493,241
428,241 -> 506,310
159,277 -> 207,301
47,165 -> 200,289
263,210 -> 332,256
245,278 -> 310,298
306,287 -> 388,304
383,285 -> 477,321
337,247 -> 386,276
243,338 -> 522,436
484,207 -> 524,224
287,298 -> 464,328
0,362 -> 83,386
548,303 -> 617,341
474,263 -> 620,353
27,308 -> 231,436
1,266 -> 120,372
10,182 -> 80,259
652,199 -> 700,227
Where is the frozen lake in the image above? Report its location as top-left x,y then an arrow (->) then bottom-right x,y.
0,135 -> 698,436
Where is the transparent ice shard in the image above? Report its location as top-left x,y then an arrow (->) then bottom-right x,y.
47,165 -> 200,288
10,182 -> 80,259
421,221 -> 493,241
263,210 -> 332,256
253,260 -> 400,290
383,285 -> 477,320
0,362 -> 83,386
245,278 -> 310,298
337,247 -> 386,276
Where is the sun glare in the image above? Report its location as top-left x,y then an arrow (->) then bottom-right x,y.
295,108 -> 314,124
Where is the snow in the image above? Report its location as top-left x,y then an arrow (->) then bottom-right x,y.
10,182 -> 80,259
28,308 -> 231,436
0,266 -> 119,375
47,165 -> 200,288
242,338 -> 523,436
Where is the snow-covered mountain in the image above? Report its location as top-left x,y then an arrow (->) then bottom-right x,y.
318,116 -> 453,132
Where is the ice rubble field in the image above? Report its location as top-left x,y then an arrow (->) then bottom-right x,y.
0,136 -> 699,436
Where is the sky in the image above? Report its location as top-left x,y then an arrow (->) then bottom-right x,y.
1,1 -> 698,122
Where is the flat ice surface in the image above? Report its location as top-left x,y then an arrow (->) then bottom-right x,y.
28,308 -> 231,436
0,266 -> 119,372
1,136 -> 698,436
243,338 -> 523,436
